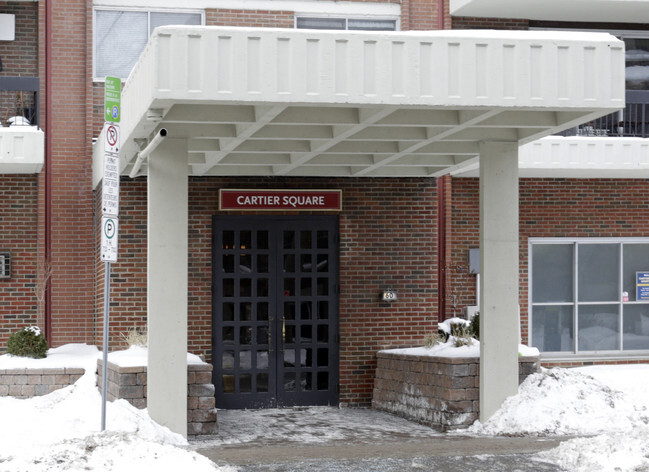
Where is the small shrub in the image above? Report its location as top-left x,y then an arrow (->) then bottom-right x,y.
7,326 -> 48,359
424,331 -> 441,348
452,331 -> 474,347
120,327 -> 148,348
469,313 -> 480,340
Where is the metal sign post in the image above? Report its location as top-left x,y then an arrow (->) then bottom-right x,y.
101,77 -> 121,431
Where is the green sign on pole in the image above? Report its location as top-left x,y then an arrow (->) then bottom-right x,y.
104,76 -> 121,123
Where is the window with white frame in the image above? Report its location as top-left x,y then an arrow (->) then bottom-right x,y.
94,8 -> 203,80
530,239 -> 649,355
295,16 -> 397,31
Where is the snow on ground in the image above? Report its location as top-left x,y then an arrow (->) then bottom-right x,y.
0,344 -> 231,472
1,343 -> 649,472
468,364 -> 649,472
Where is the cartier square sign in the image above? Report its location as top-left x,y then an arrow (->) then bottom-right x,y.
219,189 -> 342,211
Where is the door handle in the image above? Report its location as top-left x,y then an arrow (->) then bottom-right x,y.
281,317 -> 286,352
268,317 -> 273,353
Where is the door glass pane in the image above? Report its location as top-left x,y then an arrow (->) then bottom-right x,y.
317,254 -> 328,272
223,279 -> 234,297
240,231 -> 252,249
240,254 -> 252,273
240,279 -> 252,297
300,231 -> 312,249
285,325 -> 296,343
301,254 -> 312,272
257,231 -> 269,249
318,301 -> 329,319
578,305 -> 619,351
257,279 -> 269,297
623,305 -> 649,350
578,244 -> 619,302
283,231 -> 296,249
623,244 -> 649,302
222,351 -> 234,369
317,278 -> 329,296
284,373 -> 296,391
300,325 -> 312,342
532,244 -> 573,303
223,231 -> 235,249
222,375 -> 235,393
317,372 -> 329,390
317,348 -> 328,367
222,254 -> 235,273
283,254 -> 295,273
257,351 -> 269,369
257,326 -> 268,345
257,254 -> 269,273
239,350 -> 252,369
303,348 -> 313,367
223,302 -> 235,321
532,305 -> 573,352
300,302 -> 312,320
240,326 -> 252,345
284,278 -> 295,297
317,230 -> 329,249
284,301 -> 296,320
300,278 -> 312,296
240,374 -> 252,393
284,349 -> 296,367
222,327 -> 234,343
317,325 -> 328,343
301,372 -> 313,391
257,302 -> 269,320
257,373 -> 269,392
240,302 -> 252,321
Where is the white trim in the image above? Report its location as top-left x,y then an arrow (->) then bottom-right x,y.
93,0 -> 401,17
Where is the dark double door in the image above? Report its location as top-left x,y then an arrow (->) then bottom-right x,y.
212,216 -> 339,409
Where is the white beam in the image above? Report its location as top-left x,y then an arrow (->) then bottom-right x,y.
479,141 -> 520,422
147,138 -> 188,437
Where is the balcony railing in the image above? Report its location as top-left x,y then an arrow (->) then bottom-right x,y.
0,76 -> 40,128
558,91 -> 649,138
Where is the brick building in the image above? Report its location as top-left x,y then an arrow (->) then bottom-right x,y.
0,0 -> 644,435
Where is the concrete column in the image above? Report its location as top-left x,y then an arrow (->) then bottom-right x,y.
479,141 -> 520,422
147,138 -> 188,437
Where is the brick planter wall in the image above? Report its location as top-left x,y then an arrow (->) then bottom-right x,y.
0,367 -> 84,398
97,360 -> 217,436
372,351 -> 540,431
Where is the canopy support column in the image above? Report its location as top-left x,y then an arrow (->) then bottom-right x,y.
479,141 -> 520,422
147,138 -> 188,437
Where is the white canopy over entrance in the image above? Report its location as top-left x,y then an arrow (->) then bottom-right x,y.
92,26 -> 625,436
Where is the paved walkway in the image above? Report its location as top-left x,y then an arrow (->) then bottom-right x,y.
192,407 -> 567,471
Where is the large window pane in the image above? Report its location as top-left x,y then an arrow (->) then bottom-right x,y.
532,305 -> 573,352
95,11 -> 148,79
623,244 -> 649,302
623,305 -> 649,350
578,244 -> 619,302
578,305 -> 619,351
532,244 -> 573,303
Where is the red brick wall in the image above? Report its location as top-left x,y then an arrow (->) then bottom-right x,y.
452,16 -> 529,30
402,0 -> 450,31
0,175 -> 39,352
97,177 -> 439,405
449,178 -> 649,347
39,0 -> 95,346
205,9 -> 295,28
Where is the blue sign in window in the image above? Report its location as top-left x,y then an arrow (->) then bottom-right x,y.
636,272 -> 649,301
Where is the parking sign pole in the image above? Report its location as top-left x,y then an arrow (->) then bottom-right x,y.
101,261 -> 111,431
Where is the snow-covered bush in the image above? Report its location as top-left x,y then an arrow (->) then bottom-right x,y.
7,326 -> 48,359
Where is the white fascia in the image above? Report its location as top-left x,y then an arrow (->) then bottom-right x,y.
92,0 -> 401,17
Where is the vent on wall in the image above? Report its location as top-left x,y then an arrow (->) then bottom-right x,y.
0,252 -> 11,279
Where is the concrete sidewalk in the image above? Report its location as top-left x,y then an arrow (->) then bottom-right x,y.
192,407 -> 567,471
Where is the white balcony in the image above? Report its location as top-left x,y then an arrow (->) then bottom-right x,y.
450,0 -> 649,23
0,126 -> 44,174
93,26 -> 625,184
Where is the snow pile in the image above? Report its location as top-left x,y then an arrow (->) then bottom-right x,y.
466,365 -> 649,472
469,368 -> 640,436
382,338 -> 539,358
0,344 -> 228,472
